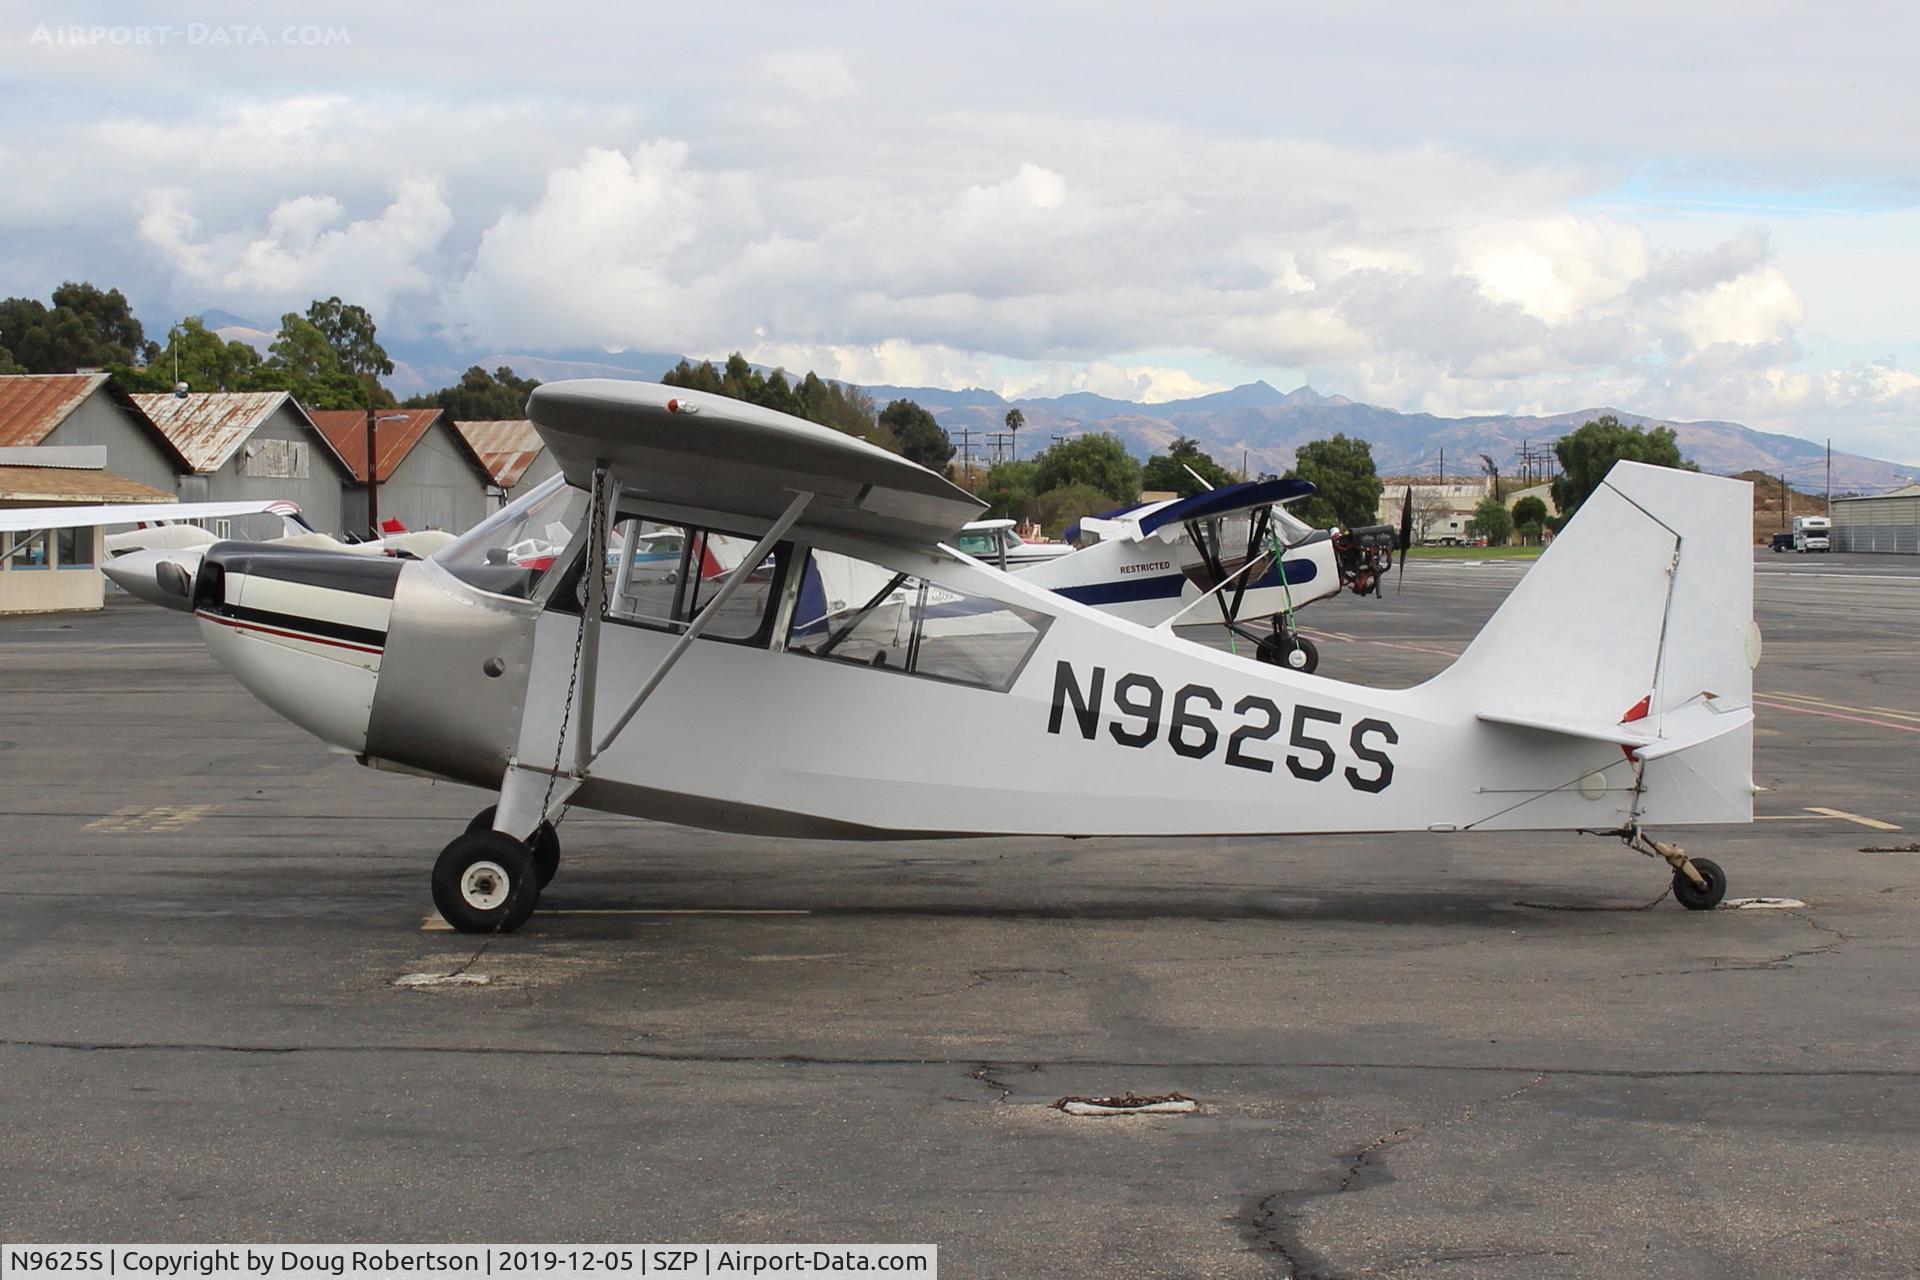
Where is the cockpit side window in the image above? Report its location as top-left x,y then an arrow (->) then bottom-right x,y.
547,512 -> 787,649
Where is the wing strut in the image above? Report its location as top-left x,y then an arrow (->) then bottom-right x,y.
584,489 -> 814,768
573,465 -> 618,773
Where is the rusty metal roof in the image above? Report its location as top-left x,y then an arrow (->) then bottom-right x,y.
0,374 -> 193,470
308,408 -> 492,485
453,419 -> 545,487
0,374 -> 112,447
131,390 -> 289,473
0,466 -> 177,504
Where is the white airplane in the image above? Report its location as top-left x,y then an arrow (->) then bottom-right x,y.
1009,479 -> 1401,672
31,501 -> 458,607
953,519 -> 1075,568
70,379 -> 1754,934
0,498 -> 315,606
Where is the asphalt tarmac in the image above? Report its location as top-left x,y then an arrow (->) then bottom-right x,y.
2,551 -> 1917,1278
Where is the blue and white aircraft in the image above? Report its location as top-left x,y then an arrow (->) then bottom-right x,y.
1006,479 -> 1401,673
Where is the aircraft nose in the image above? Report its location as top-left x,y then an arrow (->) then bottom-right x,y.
192,543 -> 406,754
100,547 -> 202,611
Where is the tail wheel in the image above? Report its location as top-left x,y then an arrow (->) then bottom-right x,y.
1673,857 -> 1728,911
432,831 -> 540,934
468,805 -> 561,887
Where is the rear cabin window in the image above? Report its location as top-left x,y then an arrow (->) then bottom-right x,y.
787,549 -> 1051,692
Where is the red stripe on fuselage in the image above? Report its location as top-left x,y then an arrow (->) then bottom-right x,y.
195,610 -> 385,655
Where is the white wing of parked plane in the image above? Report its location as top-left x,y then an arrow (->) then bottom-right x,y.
0,498 -> 306,535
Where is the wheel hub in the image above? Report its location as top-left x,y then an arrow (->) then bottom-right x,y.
460,860 -> 511,911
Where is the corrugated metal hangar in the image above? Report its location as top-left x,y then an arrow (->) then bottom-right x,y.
0,373 -> 562,612
1833,485 -> 1920,554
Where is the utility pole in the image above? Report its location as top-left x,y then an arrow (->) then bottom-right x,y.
1781,474 -> 1788,531
1826,438 -> 1832,518
953,427 -> 977,485
365,409 -> 408,537
987,431 -> 1013,465
1438,446 -> 1445,486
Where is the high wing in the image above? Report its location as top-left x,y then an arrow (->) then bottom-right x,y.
1069,477 -> 1316,543
529,379 -> 984,547
0,498 -> 306,535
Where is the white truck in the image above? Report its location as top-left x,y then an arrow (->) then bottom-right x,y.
1793,514 -> 1831,553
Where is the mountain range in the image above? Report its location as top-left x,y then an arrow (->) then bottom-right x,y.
201,312 -> 1914,494
866,380 -> 1913,494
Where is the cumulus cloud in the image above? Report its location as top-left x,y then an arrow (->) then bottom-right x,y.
0,1 -> 1901,460
135,178 -> 454,316
123,123 -> 1915,455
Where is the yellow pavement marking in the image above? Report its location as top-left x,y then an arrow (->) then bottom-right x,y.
1763,692 -> 1920,724
84,803 -> 216,833
1804,807 -> 1902,832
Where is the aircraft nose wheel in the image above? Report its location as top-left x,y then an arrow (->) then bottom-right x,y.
467,804 -> 561,887
432,831 -> 540,933
1256,633 -> 1318,673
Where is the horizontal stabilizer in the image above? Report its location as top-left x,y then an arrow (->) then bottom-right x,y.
1479,697 -> 1753,761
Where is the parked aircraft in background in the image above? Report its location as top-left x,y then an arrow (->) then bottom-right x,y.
1013,479 -> 1402,672
118,380 -> 1752,934
953,519 -> 1075,569
0,499 -> 457,609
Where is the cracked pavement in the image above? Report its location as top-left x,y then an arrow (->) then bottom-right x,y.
2,553 -> 1918,1277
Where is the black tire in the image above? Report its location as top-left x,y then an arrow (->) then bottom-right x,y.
1251,637 -> 1313,675
528,825 -> 560,888
1673,857 -> 1727,911
432,831 -> 540,933
468,805 -> 561,887
1258,633 -> 1319,674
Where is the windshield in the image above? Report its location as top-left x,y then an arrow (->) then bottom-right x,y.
1271,502 -> 1315,543
431,474 -> 589,599
953,530 -> 999,557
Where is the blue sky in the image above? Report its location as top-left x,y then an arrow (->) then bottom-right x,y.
3,1 -> 1916,461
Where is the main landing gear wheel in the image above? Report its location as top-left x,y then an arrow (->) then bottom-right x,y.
1257,633 -> 1318,673
468,805 -> 561,887
1672,856 -> 1728,911
432,831 -> 540,934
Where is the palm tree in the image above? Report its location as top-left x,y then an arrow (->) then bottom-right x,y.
1004,407 -> 1025,461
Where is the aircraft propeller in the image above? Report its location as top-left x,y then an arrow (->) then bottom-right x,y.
1396,486 -> 1413,594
